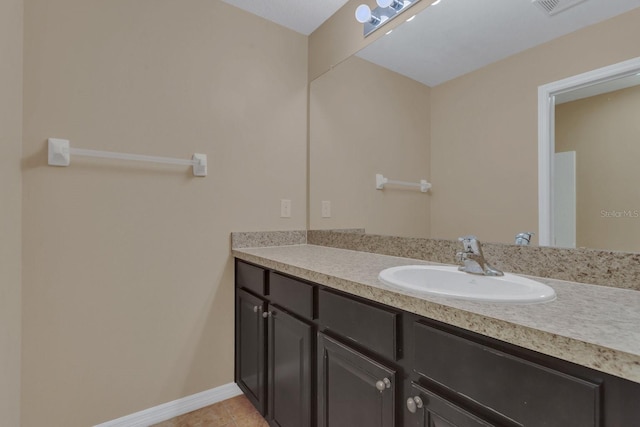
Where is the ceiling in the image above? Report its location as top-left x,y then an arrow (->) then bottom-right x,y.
221,0 -> 640,86
356,0 -> 640,86
220,0 -> 350,35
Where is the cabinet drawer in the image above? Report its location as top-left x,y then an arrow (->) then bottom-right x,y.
236,260 -> 267,296
318,289 -> 399,361
269,272 -> 315,319
413,321 -> 601,427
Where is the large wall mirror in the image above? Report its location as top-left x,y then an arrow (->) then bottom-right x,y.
539,57 -> 640,252
309,0 -> 640,252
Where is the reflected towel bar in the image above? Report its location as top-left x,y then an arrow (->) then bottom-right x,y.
376,173 -> 431,193
47,138 -> 207,177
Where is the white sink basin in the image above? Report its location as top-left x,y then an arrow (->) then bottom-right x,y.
378,265 -> 556,304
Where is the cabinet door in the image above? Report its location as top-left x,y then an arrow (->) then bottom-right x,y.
267,305 -> 313,427
318,333 -> 396,427
236,288 -> 267,414
406,383 -> 494,427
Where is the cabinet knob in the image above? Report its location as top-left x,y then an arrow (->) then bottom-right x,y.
262,311 -> 272,318
406,396 -> 424,413
253,306 -> 260,313
375,377 -> 391,391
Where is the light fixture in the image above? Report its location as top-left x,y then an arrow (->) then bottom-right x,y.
355,4 -> 381,24
355,0 -> 422,37
432,0 -> 442,5
406,14 -> 416,22
377,0 -> 405,11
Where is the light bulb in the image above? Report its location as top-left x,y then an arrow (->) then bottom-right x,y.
377,0 -> 405,10
355,4 -> 372,23
355,4 -> 381,24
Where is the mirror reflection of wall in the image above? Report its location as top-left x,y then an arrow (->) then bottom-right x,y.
555,82 -> 640,252
309,1 -> 640,252
309,57 -> 431,237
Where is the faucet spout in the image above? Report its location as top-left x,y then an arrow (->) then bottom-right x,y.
456,235 -> 504,276
515,232 -> 535,246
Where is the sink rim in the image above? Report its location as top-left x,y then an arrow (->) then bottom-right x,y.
378,265 -> 557,304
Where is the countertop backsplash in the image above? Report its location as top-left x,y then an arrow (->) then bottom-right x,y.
231,230 -> 307,248
231,229 -> 640,291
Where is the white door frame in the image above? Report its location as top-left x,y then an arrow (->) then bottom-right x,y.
537,56 -> 640,246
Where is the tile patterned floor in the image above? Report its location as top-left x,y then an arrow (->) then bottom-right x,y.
151,394 -> 269,427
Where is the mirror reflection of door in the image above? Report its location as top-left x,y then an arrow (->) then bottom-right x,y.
555,80 -> 640,252
554,151 -> 576,248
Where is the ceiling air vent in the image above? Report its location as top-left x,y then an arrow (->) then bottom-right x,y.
532,0 -> 588,16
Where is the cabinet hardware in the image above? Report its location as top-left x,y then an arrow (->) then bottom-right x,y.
406,396 -> 424,413
262,311 -> 272,318
375,377 -> 391,391
253,306 -> 260,313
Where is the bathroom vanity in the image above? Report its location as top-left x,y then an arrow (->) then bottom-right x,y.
233,245 -> 640,427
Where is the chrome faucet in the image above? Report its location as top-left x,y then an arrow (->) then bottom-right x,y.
515,232 -> 535,246
456,235 -> 504,276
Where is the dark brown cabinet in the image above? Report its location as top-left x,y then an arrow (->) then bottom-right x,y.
318,288 -> 400,361
406,383 -> 494,427
235,288 -> 267,414
412,321 -> 601,427
267,305 -> 313,427
235,261 -> 315,426
234,259 -> 640,427
317,333 -> 396,427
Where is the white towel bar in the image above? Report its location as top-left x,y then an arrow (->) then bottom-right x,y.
47,138 -> 207,177
376,173 -> 431,193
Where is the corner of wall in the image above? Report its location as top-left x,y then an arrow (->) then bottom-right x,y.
0,0 -> 23,425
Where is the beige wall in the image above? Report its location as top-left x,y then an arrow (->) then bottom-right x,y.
22,1 -> 307,426
309,57 -> 431,237
0,0 -> 23,425
14,3 -> 640,426
430,8 -> 640,244
556,85 -> 640,252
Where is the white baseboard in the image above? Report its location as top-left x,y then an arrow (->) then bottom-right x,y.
94,382 -> 242,427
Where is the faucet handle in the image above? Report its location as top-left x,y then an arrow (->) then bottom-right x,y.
458,235 -> 480,253
515,232 -> 535,246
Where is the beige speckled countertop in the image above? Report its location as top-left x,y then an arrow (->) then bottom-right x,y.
232,244 -> 640,384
